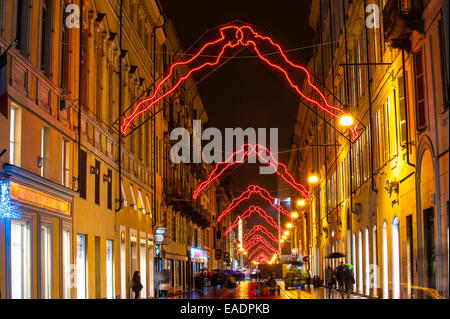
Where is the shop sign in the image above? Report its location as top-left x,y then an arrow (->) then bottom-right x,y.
9,181 -> 70,215
190,247 -> 207,262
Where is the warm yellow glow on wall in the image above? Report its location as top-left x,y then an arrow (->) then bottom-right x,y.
9,181 -> 70,215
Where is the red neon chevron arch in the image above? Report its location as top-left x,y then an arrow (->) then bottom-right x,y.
224,206 -> 283,236
243,225 -> 279,244
243,235 -> 279,255
217,184 -> 293,223
120,23 -> 358,140
249,245 -> 274,260
251,253 -> 270,264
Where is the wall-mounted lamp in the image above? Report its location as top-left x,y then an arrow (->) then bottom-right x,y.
90,166 -> 100,175
103,174 -> 112,183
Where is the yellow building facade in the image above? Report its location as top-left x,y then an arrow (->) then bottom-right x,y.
289,0 -> 448,299
0,0 -> 217,299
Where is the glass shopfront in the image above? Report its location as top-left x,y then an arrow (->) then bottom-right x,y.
76,234 -> 87,299
10,220 -> 32,299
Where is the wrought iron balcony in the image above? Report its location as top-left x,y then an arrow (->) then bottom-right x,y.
383,0 -> 424,50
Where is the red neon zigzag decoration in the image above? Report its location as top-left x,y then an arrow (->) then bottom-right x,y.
248,245 -> 274,260
243,236 -> 279,255
224,206 -> 283,236
251,252 -> 271,263
217,183 -> 293,223
120,24 -> 358,141
242,225 -> 279,244
244,233 -> 275,248
193,145 -> 310,202
244,234 -> 277,251
248,247 -> 272,260
251,253 -> 270,264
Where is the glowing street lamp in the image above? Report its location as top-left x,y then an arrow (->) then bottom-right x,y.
340,115 -> 354,126
286,223 -> 293,229
284,230 -> 290,236
291,211 -> 299,219
308,174 -> 319,184
282,235 -> 287,240
296,199 -> 305,207
243,251 -> 248,255
280,239 -> 285,243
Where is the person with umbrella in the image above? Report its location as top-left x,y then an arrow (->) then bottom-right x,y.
325,265 -> 336,299
325,252 -> 344,299
342,264 -> 355,298
336,262 -> 347,297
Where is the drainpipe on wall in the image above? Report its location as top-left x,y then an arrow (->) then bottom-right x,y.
363,0 -> 379,195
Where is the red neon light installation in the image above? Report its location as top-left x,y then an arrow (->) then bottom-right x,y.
251,252 -> 271,262
243,236 -> 278,255
217,184 -> 293,223
251,253 -> 270,264
248,245 -> 273,260
242,225 -> 279,244
224,206 -> 283,236
120,24 -> 358,141
193,145 -> 310,201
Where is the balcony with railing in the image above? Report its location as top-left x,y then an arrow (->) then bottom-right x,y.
383,0 -> 424,50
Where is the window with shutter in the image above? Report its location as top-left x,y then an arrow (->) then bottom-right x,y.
398,76 -> 408,147
414,50 -> 427,130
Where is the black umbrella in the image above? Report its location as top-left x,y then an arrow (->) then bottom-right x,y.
326,252 -> 345,259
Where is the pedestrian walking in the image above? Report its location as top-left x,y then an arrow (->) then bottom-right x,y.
130,271 -> 143,299
325,265 -> 336,299
342,265 -> 355,299
304,269 -> 311,288
195,272 -> 204,295
336,262 -> 346,298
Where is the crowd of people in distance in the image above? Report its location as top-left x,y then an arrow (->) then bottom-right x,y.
194,269 -> 244,295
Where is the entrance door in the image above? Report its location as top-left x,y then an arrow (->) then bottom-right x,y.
140,243 -> 147,298
10,220 -> 32,299
154,256 -> 158,297
130,242 -> 137,297
95,236 -> 101,299
423,208 -> 436,289
406,215 -> 414,297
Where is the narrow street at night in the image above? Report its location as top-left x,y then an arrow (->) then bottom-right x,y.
167,280 -> 368,300
0,0 -> 449,314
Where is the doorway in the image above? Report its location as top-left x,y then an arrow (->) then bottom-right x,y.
392,217 -> 400,299
423,208 -> 436,289
406,215 -> 414,297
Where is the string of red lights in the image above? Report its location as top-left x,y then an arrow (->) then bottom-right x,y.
251,252 -> 271,264
224,206 -> 283,236
248,245 -> 274,260
120,24 -> 358,140
193,145 -> 310,202
242,225 -> 279,244
216,183 -> 294,223
243,236 -> 279,255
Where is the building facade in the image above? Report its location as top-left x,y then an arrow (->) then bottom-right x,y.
0,0 -> 220,299
289,0 -> 448,299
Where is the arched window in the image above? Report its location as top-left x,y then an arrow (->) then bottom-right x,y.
358,231 -> 363,292
392,217 -> 400,299
347,229 -> 351,264
372,225 -> 378,296
352,233 -> 356,290
382,220 -> 389,298
365,228 -> 370,295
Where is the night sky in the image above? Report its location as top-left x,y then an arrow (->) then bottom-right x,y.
159,0 -> 313,225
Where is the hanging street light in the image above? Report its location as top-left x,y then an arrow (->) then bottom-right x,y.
340,115 -> 354,126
